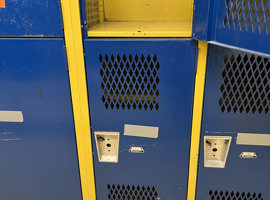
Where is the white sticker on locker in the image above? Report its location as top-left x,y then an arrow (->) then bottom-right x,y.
124,124 -> 159,138
0,111 -> 23,122
237,133 -> 270,146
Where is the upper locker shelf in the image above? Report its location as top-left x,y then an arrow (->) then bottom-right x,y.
0,0 -> 63,37
193,0 -> 270,55
84,0 -> 194,37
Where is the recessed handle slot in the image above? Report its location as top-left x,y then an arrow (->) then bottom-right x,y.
94,132 -> 120,163
204,136 -> 232,168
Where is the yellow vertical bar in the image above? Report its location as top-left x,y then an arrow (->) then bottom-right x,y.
99,0 -> 104,23
61,0 -> 96,200
187,41 -> 208,200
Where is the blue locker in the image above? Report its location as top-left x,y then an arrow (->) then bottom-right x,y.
85,39 -> 196,200
196,44 -> 270,199
193,0 -> 270,55
0,39 -> 82,200
0,0 -> 63,37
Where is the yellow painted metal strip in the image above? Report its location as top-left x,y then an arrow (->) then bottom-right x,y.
88,31 -> 192,37
61,0 -> 96,200
99,0 -> 104,23
87,21 -> 192,37
187,41 -> 208,200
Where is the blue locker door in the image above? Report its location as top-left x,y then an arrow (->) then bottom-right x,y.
215,0 -> 270,55
0,39 -> 82,200
193,0 -> 270,55
85,39 -> 196,200
0,0 -> 63,37
196,44 -> 270,199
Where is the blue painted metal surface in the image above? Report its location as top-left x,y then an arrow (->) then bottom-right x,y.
192,0 -> 217,41
78,0 -> 88,38
0,39 -> 82,200
85,39 -> 196,200
196,44 -> 270,199
0,0 -> 63,37
193,0 -> 270,55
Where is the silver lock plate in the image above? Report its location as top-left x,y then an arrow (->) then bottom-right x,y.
239,152 -> 257,159
129,147 -> 144,153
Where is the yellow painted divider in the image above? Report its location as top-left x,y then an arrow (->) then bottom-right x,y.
187,42 -> 208,200
61,0 -> 96,200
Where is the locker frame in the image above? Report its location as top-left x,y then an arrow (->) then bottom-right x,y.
187,41 -> 208,200
61,0 -> 96,199
61,1 -> 209,200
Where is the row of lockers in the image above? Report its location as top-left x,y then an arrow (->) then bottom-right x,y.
86,39 -> 270,200
1,38 -> 269,200
1,0 -> 270,200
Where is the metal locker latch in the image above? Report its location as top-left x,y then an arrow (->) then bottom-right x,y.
204,136 -> 232,168
94,132 -> 120,163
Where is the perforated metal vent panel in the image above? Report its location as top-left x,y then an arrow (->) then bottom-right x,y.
209,190 -> 263,200
85,0 -> 100,29
223,0 -> 270,34
219,53 -> 270,114
99,54 -> 160,110
107,184 -> 158,200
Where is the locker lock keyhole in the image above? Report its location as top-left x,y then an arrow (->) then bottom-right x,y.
97,136 -> 105,142
212,148 -> 217,152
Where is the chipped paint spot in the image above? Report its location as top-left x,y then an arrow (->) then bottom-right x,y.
0,138 -> 22,142
205,131 -> 235,134
119,148 -> 128,153
0,131 -> 15,135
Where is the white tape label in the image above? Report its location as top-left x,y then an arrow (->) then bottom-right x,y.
0,111 -> 23,122
237,133 -> 270,146
124,124 -> 159,138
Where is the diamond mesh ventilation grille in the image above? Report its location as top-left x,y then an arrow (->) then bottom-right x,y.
223,0 -> 270,34
99,54 -> 160,110
219,53 -> 270,114
107,184 -> 158,200
85,0 -> 100,29
209,190 -> 263,200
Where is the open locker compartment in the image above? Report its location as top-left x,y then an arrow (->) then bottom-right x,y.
84,0 -> 193,37
195,44 -> 270,200
84,39 -> 197,199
